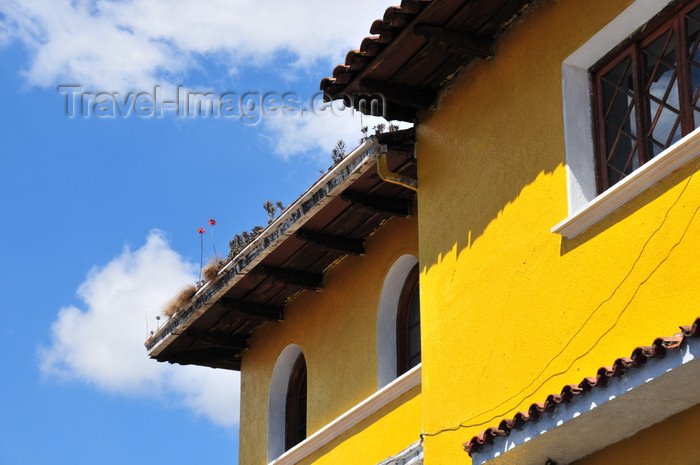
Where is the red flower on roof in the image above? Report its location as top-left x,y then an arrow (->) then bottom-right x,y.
209,218 -> 216,226
197,227 -> 206,234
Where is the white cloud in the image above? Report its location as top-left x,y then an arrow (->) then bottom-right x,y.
1,0 -> 411,159
263,109 -> 412,161
40,230 -> 240,427
0,0 -> 392,91
263,108 -> 365,160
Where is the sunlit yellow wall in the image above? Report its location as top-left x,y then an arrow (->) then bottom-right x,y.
416,0 -> 700,463
298,386 -> 421,465
573,403 -> 700,465
238,214 -> 420,465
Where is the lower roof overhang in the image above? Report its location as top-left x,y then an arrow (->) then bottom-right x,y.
468,319 -> 700,465
145,129 -> 417,370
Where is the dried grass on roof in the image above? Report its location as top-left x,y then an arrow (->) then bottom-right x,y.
162,285 -> 197,317
202,260 -> 221,282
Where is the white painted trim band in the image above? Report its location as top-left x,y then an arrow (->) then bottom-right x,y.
268,344 -> 303,461
269,365 -> 422,465
553,128 -> 700,239
376,440 -> 424,465
377,254 -> 418,389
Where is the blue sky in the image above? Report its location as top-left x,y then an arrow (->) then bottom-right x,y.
0,1 -> 396,463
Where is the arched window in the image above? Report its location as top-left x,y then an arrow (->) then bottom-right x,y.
377,255 -> 420,388
396,264 -> 420,375
268,344 -> 307,461
285,353 -> 307,450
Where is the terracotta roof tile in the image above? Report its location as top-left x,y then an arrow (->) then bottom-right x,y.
319,0 -> 434,104
360,37 -> 382,56
463,317 -> 700,456
344,50 -> 368,70
320,0 -> 534,121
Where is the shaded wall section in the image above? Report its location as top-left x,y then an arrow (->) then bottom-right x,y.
573,402 -> 700,465
239,214 -> 419,465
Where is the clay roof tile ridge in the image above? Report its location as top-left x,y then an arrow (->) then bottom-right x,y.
463,317 -> 700,457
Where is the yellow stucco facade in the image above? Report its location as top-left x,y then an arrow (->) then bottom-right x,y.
239,215 -> 422,465
236,0 -> 700,464
417,0 -> 699,463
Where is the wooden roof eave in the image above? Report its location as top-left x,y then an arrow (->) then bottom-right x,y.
321,0 -> 535,122
145,138 -> 384,358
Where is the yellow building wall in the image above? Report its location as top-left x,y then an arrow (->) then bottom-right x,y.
238,214 -> 421,465
299,386 -> 421,465
573,403 -> 700,465
416,0 -> 700,463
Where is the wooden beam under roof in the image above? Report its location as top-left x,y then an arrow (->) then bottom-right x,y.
253,265 -> 324,291
359,79 -> 436,109
295,229 -> 366,256
333,92 -> 417,123
381,103 -> 419,123
163,347 -> 242,368
185,331 -> 248,351
341,191 -> 413,217
218,299 -> 284,322
376,126 -> 416,154
413,24 -> 494,59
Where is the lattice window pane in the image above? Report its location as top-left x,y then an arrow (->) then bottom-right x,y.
643,28 -> 683,157
593,0 -> 700,192
601,56 -> 639,185
686,5 -> 700,125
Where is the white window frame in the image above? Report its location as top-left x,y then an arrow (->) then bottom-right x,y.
553,0 -> 700,239
377,254 -> 418,389
268,344 -> 303,462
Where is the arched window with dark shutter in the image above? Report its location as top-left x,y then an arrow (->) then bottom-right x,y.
285,352 -> 307,450
397,264 -> 420,376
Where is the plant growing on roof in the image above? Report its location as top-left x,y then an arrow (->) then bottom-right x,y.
319,140 -> 348,174
227,225 -> 265,260
331,140 -> 346,164
359,125 -> 369,144
263,200 -> 276,225
162,284 -> 197,317
228,233 -> 245,258
359,122 -> 398,144
225,201 -> 287,261
201,258 -> 224,283
263,200 -> 287,225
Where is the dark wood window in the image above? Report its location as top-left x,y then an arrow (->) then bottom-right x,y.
397,264 -> 420,375
285,353 -> 307,451
593,0 -> 700,191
